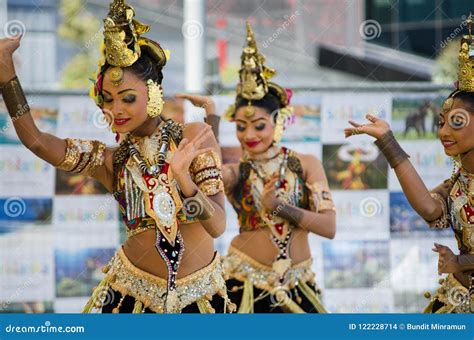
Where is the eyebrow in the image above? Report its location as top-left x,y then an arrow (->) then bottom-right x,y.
235,117 -> 267,123
102,89 -> 136,95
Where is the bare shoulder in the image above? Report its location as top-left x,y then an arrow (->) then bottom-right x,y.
293,151 -> 325,182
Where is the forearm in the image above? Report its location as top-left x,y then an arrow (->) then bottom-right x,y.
2,77 -> 66,166
205,114 -> 220,142
376,131 -> 441,221
176,174 -> 225,238
393,159 -> 441,220
197,198 -> 225,238
276,203 -> 336,239
457,254 -> 474,272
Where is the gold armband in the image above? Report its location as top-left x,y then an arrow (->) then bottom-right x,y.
189,150 -> 224,196
57,138 -> 106,176
425,193 -> 449,229
306,181 -> 335,212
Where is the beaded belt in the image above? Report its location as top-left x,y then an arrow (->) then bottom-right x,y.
223,246 -> 317,292
86,247 -> 232,313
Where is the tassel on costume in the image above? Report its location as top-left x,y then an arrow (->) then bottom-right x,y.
82,277 -> 109,313
197,299 -> 216,313
132,300 -> 144,313
298,280 -> 327,313
237,279 -> 254,313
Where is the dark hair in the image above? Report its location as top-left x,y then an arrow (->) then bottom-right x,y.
235,92 -> 280,117
448,90 -> 474,114
101,46 -> 164,84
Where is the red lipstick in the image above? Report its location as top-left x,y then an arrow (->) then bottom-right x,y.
114,118 -> 131,126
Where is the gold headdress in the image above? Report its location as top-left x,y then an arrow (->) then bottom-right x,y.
90,0 -> 169,114
457,14 -> 474,93
442,14 -> 474,114
225,22 -> 293,144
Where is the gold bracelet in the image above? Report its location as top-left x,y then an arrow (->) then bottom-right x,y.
1,76 -> 30,119
182,189 -> 216,220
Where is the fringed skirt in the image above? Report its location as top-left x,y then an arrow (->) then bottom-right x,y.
223,246 -> 327,313
423,273 -> 473,313
83,247 -> 236,313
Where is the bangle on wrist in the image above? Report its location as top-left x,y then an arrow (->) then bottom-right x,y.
374,131 -> 409,168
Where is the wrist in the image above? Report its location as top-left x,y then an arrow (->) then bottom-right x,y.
374,130 -> 409,168
0,73 -> 17,88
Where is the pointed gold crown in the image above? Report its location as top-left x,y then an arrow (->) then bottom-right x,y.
90,0 -> 170,105
102,0 -> 167,68
458,14 -> 474,92
236,21 -> 276,101
225,22 -> 291,120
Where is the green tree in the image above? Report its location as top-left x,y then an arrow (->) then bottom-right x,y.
433,38 -> 459,85
58,0 -> 101,89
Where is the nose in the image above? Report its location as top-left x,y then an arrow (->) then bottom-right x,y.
112,101 -> 124,117
244,127 -> 257,140
438,123 -> 451,140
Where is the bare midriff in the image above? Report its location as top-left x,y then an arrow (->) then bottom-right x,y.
230,228 -> 312,266
122,222 -> 215,279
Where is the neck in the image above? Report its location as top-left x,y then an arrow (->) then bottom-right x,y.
460,148 -> 474,174
131,116 -> 162,138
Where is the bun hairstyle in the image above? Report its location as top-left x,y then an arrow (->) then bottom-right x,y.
101,45 -> 165,85
447,90 -> 474,114
235,92 -> 281,118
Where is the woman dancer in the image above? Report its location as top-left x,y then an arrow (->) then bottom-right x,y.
0,0 -> 234,313
344,18 -> 474,313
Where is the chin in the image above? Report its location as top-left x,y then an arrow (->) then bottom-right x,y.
246,144 -> 272,155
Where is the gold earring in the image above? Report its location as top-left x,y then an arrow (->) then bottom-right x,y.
146,79 -> 165,118
273,113 -> 285,144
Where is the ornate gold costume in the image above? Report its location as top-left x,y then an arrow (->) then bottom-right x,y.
79,0 -> 228,314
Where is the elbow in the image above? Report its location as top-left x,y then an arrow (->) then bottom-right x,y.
324,214 -> 337,239
25,140 -> 43,155
209,227 -> 225,239
207,220 -> 226,239
326,225 -> 336,239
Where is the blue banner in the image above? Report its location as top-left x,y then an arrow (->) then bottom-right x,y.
0,314 -> 472,340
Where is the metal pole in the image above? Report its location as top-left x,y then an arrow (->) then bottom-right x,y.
0,0 -> 8,36
183,0 -> 206,94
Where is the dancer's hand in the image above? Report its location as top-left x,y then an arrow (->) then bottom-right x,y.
175,93 -> 216,117
344,114 -> 391,140
0,35 -> 21,85
261,174 -> 283,212
433,243 -> 459,274
170,125 -> 214,184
